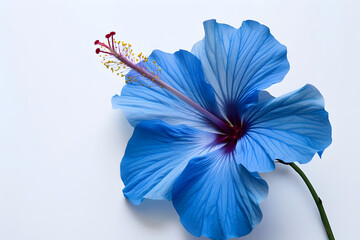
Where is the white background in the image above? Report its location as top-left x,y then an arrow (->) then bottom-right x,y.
1,0 -> 359,239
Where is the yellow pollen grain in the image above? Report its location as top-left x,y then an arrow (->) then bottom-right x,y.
97,38 -> 151,82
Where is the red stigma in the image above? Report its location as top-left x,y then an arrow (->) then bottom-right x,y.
95,48 -> 101,54
110,31 -> 116,36
105,34 -> 111,38
94,40 -> 99,45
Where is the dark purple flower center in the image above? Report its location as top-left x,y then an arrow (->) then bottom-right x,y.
211,100 -> 251,153
215,121 -> 248,153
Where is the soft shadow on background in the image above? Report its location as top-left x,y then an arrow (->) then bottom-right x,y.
125,198 -> 208,240
125,199 -> 179,229
123,163 -> 319,240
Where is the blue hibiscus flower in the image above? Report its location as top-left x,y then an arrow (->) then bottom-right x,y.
95,19 -> 332,240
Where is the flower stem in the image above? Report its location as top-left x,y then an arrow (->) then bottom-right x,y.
277,160 -> 335,240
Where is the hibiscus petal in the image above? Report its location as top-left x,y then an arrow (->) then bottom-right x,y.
112,50 -> 219,131
238,84 -> 332,172
172,150 -> 268,240
121,120 -> 215,205
192,19 -> 289,113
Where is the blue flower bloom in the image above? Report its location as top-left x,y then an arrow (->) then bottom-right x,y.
97,19 -> 332,239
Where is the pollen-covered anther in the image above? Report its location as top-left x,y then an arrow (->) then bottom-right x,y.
94,31 -> 152,83
95,32 -> 165,89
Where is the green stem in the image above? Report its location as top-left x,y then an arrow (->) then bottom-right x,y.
277,160 -> 335,240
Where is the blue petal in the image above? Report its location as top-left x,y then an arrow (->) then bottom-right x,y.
112,50 -> 219,131
121,120 -> 215,205
237,84 -> 332,172
257,90 -> 275,103
172,150 -> 268,240
192,19 -> 289,113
